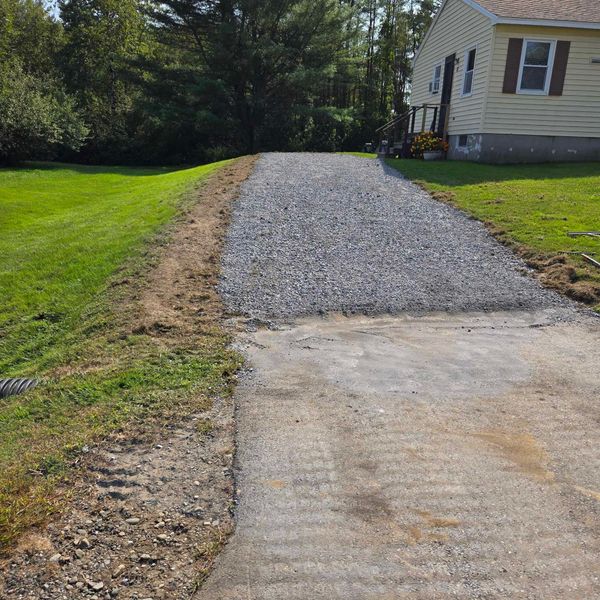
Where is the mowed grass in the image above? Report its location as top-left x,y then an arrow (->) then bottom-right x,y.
339,152 -> 377,159
387,159 -> 600,309
0,161 -> 241,550
1,162 -> 225,375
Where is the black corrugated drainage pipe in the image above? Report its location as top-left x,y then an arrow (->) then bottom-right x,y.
0,378 -> 38,399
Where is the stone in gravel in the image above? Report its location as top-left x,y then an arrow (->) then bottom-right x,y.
139,554 -> 157,563
75,537 -> 91,549
125,517 -> 140,525
74,549 -> 85,559
48,553 -> 61,563
112,564 -> 126,578
87,581 -> 104,591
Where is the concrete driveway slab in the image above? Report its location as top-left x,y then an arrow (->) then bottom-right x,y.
200,312 -> 600,599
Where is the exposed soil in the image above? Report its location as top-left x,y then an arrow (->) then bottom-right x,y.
523,251 -> 600,305
0,156 -> 257,600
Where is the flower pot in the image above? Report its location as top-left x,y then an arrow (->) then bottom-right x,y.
423,151 -> 443,161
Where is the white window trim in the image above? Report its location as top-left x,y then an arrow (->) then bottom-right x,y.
461,46 -> 477,97
517,39 -> 557,96
431,62 -> 442,95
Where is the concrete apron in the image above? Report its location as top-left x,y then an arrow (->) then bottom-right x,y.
199,310 -> 600,599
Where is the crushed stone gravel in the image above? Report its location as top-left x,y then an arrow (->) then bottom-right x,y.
219,153 -> 570,318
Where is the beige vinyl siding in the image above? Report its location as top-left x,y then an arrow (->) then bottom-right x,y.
484,25 -> 600,137
411,0 -> 493,135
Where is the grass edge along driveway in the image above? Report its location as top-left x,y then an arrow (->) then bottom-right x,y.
386,159 -> 600,312
0,159 -> 242,552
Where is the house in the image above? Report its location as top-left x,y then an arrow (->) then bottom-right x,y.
409,0 -> 600,162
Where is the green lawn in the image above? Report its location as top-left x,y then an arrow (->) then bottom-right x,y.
1,162 -> 227,376
387,159 -> 600,309
0,161 -> 240,550
338,152 -> 377,159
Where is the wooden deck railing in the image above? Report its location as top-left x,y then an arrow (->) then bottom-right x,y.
376,103 -> 449,157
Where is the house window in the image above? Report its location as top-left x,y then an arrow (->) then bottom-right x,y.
518,40 -> 556,94
458,135 -> 468,147
462,48 -> 476,96
430,64 -> 442,94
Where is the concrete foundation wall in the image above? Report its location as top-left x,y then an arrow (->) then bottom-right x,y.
448,134 -> 600,163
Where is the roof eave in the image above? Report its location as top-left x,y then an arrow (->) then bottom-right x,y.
412,0 -> 600,70
495,16 -> 600,30
413,0 -> 496,67
461,0 -> 499,23
466,0 -> 600,30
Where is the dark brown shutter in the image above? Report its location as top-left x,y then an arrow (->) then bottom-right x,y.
502,38 -> 523,94
549,41 -> 571,96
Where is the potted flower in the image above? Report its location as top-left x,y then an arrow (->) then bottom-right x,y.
411,132 -> 449,160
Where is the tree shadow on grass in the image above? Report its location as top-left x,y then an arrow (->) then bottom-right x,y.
385,158 -> 600,186
2,161 -> 194,177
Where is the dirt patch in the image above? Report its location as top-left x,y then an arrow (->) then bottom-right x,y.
524,253 -> 600,305
429,190 -> 456,204
0,156 -> 257,600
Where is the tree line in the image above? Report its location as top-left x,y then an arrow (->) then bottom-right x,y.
0,0 -> 438,165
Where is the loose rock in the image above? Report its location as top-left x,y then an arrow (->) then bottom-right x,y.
112,564 -> 126,579
88,581 -> 105,591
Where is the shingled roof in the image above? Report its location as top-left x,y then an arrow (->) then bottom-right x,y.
472,0 -> 600,24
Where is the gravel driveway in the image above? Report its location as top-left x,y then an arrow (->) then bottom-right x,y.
220,153 -> 565,317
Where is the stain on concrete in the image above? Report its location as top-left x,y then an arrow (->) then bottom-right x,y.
573,486 -> 600,502
264,480 -> 288,490
472,430 -> 555,482
415,510 -> 461,529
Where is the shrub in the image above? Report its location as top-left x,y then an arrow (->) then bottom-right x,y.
411,131 -> 449,159
0,60 -> 88,164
